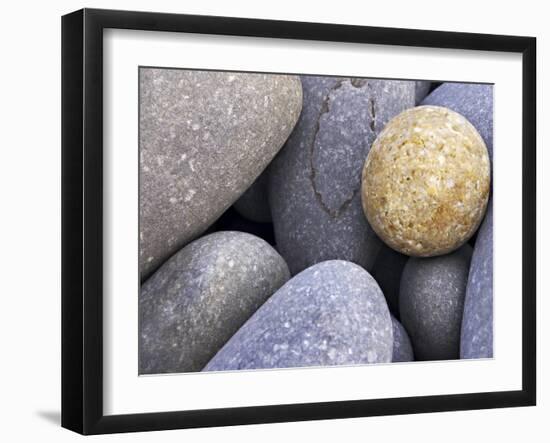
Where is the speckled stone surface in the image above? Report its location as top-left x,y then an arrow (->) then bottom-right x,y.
139,69 -> 302,278
371,244 -> 408,317
203,260 -> 393,371
362,106 -> 490,257
139,231 -> 290,374
269,76 -> 416,275
391,315 -> 414,362
415,81 -> 432,104
461,200 -> 493,358
399,245 -> 472,360
233,173 -> 272,223
422,83 -> 493,161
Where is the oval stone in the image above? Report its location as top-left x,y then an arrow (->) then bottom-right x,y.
461,200 -> 493,358
362,106 -> 490,257
399,245 -> 472,360
139,231 -> 290,374
391,315 -> 414,362
421,83 -> 493,160
204,260 -> 393,371
139,69 -> 302,278
269,76 -> 416,275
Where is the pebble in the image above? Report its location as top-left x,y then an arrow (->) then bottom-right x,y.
399,245 -> 472,360
204,260 -> 393,371
391,315 -> 414,362
139,231 -> 290,374
362,106 -> 490,257
461,200 -> 493,358
139,69 -> 302,278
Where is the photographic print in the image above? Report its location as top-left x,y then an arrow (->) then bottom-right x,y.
62,8 -> 535,433
138,68 -> 493,375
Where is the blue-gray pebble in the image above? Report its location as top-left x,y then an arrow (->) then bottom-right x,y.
399,245 -> 472,360
139,231 -> 290,374
421,82 -> 493,161
461,200 -> 493,358
269,76 -> 416,275
139,69 -> 302,278
391,315 -> 414,362
203,260 -> 393,371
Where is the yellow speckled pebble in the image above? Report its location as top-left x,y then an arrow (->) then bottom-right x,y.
361,105 -> 490,257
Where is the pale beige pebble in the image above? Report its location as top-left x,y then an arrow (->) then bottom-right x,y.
361,105 -> 490,257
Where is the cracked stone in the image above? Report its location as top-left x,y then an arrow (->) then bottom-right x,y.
203,260 -> 393,371
139,231 -> 290,374
139,69 -> 302,279
269,76 -> 416,275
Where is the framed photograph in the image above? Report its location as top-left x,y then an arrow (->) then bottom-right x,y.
61,8 -> 536,435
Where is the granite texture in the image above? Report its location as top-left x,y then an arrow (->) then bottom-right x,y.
415,81 -> 432,104
399,245 -> 472,360
391,315 -> 414,362
139,69 -> 302,278
371,244 -> 408,317
269,76 -> 416,275
421,83 -> 493,161
139,231 -> 290,374
203,260 -> 393,371
362,106 -> 490,257
461,200 -> 493,358
233,173 -> 272,223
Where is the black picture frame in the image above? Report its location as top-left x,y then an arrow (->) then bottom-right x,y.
61,8 -> 537,435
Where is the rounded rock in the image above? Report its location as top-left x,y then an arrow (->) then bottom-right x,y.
461,200 -> 493,358
391,315 -> 414,362
139,231 -> 290,374
204,260 -> 393,371
140,69 -> 302,278
399,245 -> 472,360
362,106 -> 490,257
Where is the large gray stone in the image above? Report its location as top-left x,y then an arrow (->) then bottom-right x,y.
233,173 -> 272,223
461,200 -> 493,358
399,245 -> 472,360
139,69 -> 302,278
139,231 -> 290,374
371,244 -> 408,317
204,260 -> 393,371
269,76 -> 416,275
391,315 -> 414,362
421,83 -> 493,160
